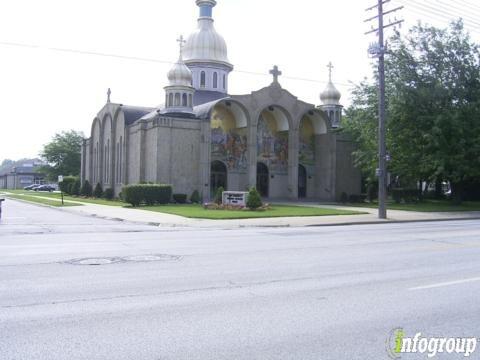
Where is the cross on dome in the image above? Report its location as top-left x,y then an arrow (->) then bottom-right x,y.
327,62 -> 334,82
269,65 -> 282,84
177,35 -> 186,56
107,88 -> 111,103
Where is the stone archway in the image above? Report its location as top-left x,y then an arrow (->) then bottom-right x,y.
210,160 -> 227,196
256,162 -> 269,197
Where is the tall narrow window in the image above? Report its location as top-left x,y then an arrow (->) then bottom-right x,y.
182,93 -> 187,106
119,137 -> 123,184
200,71 -> 206,87
213,72 -> 218,88
223,74 -> 226,89
169,93 -> 173,107
175,93 -> 181,106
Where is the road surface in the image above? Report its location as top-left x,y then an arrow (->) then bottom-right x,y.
1,199 -> 480,359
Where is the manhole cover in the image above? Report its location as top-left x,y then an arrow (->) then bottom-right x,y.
67,257 -> 123,266
65,254 -> 181,265
122,254 -> 182,262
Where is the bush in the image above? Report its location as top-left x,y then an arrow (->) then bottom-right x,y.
122,184 -> 172,207
246,187 -> 262,210
80,180 -> 93,197
93,183 -> 103,198
173,194 -> 187,204
367,183 -> 378,202
103,188 -> 114,200
190,190 -> 200,204
214,187 -> 224,205
340,192 -> 348,204
348,194 -> 365,203
59,176 -> 76,194
392,188 -> 403,204
71,178 -> 81,196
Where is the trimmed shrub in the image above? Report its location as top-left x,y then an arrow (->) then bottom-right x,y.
392,188 -> 403,204
122,184 -> 172,207
214,187 -> 224,205
348,194 -> 365,203
173,194 -> 187,204
190,190 -> 200,204
340,192 -> 348,204
93,183 -> 103,198
103,188 -> 114,200
59,176 -> 76,194
391,188 -> 420,204
246,187 -> 262,210
80,180 -> 93,197
367,183 -> 378,202
71,178 -> 81,196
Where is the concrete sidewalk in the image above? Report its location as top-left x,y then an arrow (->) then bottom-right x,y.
3,193 -> 480,228
57,200 -> 480,228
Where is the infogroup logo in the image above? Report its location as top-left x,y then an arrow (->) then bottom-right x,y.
386,328 -> 478,358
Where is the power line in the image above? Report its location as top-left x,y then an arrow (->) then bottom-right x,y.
0,40 -> 352,88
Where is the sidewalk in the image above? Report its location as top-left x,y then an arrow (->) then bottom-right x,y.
4,193 -> 480,228
61,201 -> 480,228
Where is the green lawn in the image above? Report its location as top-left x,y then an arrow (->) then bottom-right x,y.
347,199 -> 480,212
139,204 -> 365,219
5,194 -> 81,207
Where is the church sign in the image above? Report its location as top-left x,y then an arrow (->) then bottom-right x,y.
222,191 -> 248,207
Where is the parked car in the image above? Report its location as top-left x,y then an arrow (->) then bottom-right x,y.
24,184 -> 39,190
35,185 -> 55,192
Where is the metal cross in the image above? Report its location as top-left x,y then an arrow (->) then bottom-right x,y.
269,65 -> 282,84
107,88 -> 111,103
327,62 -> 334,82
177,35 -> 186,54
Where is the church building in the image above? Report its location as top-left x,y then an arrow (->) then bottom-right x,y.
81,0 -> 361,202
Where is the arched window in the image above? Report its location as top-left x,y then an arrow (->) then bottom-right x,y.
104,144 -> 108,182
189,94 -> 193,107
119,136 -> 123,184
168,93 -> 173,107
182,93 -> 188,106
165,94 -> 168,107
175,93 -> 181,106
200,71 -> 206,87
213,72 -> 218,88
223,74 -> 226,89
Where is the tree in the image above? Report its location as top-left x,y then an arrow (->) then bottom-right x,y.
40,130 -> 84,181
93,183 -> 103,198
80,180 -> 93,197
343,20 -> 480,202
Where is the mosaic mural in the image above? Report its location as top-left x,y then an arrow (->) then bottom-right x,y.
257,113 -> 288,174
299,117 -> 315,167
211,106 -> 248,172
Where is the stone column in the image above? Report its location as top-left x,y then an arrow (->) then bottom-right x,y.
288,128 -> 299,200
247,116 -> 258,189
199,119 -> 211,203
139,121 -> 147,183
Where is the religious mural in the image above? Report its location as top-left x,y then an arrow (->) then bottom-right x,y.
257,113 -> 288,174
299,117 -> 315,167
211,106 -> 248,172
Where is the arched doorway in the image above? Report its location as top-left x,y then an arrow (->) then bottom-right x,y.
298,164 -> 307,198
210,161 -> 227,196
256,162 -> 269,197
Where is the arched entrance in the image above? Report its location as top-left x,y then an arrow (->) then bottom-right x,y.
256,162 -> 269,197
298,164 -> 307,198
210,161 -> 227,196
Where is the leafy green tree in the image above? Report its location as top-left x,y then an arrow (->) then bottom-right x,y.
343,20 -> 480,202
40,130 -> 84,181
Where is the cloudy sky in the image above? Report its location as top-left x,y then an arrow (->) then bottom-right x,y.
1,0 -> 479,160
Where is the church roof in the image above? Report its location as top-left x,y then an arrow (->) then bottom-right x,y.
193,90 -> 227,106
193,97 -> 228,119
121,105 -> 155,125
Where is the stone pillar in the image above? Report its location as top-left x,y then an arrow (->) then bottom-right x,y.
247,117 -> 258,189
199,120 -> 211,203
288,128 -> 299,200
139,121 -> 147,183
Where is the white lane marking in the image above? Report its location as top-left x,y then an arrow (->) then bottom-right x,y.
409,276 -> 480,291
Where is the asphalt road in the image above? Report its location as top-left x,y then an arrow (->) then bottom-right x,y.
1,199 -> 480,360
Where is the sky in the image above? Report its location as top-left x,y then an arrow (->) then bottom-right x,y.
1,0 -> 479,161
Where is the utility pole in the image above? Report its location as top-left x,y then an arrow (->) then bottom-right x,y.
365,0 -> 403,219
